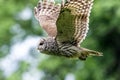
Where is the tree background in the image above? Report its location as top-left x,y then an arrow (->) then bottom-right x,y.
0,0 -> 120,80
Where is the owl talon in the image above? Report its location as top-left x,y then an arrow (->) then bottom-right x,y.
79,56 -> 87,60
79,52 -> 88,60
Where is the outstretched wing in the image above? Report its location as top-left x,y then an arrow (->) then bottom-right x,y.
34,0 -> 61,37
56,0 -> 93,45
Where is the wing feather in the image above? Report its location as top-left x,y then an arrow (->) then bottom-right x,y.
56,9 -> 76,44
56,0 -> 93,45
34,0 -> 61,37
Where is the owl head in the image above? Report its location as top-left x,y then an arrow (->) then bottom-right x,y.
37,37 -> 57,53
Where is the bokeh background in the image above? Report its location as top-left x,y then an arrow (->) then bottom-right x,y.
0,0 -> 120,80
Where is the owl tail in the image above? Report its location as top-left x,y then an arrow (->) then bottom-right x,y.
34,0 -> 61,21
79,48 -> 103,60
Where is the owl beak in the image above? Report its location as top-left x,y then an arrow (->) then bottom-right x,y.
37,45 -> 44,52
37,46 -> 42,50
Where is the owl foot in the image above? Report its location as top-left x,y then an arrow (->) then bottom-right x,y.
79,53 -> 88,60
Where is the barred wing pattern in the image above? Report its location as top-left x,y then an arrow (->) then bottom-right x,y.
34,0 -> 61,37
56,0 -> 94,45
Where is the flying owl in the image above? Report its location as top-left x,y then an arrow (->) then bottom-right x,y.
34,0 -> 102,60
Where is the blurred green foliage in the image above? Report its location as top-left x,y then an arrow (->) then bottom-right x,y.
0,0 -> 120,80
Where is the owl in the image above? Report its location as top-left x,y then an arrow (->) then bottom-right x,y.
34,0 -> 102,60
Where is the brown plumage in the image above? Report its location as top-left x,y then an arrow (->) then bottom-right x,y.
34,0 -> 103,60
34,0 -> 61,37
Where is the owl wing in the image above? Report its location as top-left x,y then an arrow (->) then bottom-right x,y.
34,0 -> 61,37
56,0 -> 93,45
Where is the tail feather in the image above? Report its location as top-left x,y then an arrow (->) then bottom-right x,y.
79,47 -> 103,60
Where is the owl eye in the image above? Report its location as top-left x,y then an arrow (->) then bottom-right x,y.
39,41 -> 44,45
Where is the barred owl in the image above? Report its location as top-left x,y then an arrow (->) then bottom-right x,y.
34,0 -> 102,60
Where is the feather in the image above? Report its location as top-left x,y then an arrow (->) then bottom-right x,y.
34,0 -> 61,37
56,0 -> 94,46
65,0 -> 94,45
